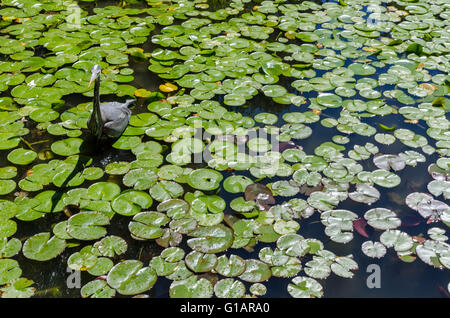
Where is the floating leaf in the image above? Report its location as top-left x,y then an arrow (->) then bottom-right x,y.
361,241 -> 387,259
67,212 -> 110,241
287,276 -> 323,298
107,260 -> 157,296
22,232 -> 65,261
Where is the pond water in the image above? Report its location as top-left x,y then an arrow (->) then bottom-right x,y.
0,0 -> 449,298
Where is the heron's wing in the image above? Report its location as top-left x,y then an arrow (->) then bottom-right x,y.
100,102 -> 130,122
101,103 -> 132,138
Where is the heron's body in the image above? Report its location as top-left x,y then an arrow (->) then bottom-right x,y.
87,65 -> 133,141
96,101 -> 132,138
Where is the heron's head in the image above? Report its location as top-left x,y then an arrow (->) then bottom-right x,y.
88,64 -> 101,87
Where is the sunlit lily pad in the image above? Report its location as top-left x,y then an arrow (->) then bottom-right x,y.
187,169 -> 223,191
67,212 -> 110,241
112,190 -> 153,216
51,138 -> 84,156
187,224 -> 233,254
107,260 -> 157,296
238,259 -> 272,283
364,208 -> 401,230
214,278 -> 245,298
22,232 -> 65,261
287,276 -> 323,298
7,148 -> 37,165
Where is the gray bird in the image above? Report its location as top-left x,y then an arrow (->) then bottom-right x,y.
87,65 -> 134,141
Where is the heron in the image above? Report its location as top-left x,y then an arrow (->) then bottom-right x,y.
87,64 -> 134,142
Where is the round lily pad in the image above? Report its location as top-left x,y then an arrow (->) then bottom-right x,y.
112,190 -> 153,216
187,224 -> 233,254
287,276 -> 323,298
67,212 -> 110,241
238,259 -> 271,283
51,138 -> 84,156
7,148 -> 37,165
107,260 -> 157,296
361,241 -> 387,259
187,169 -> 223,191
22,232 -> 65,261
214,278 -> 246,298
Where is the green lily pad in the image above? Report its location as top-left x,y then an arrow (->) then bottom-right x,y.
22,232 -> 65,261
361,241 -> 387,259
238,259 -> 271,283
214,278 -> 246,298
51,138 -> 84,156
112,190 -> 153,216
107,260 -> 157,296
129,211 -> 170,240
185,251 -> 217,273
187,224 -> 233,254
67,212 -> 110,241
187,169 -> 223,191
169,275 -> 213,298
81,280 -> 115,298
7,148 -> 37,165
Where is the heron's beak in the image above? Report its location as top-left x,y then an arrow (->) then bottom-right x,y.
88,73 -> 97,88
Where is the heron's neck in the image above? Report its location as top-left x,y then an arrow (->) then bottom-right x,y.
93,77 -> 101,116
89,76 -> 103,140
